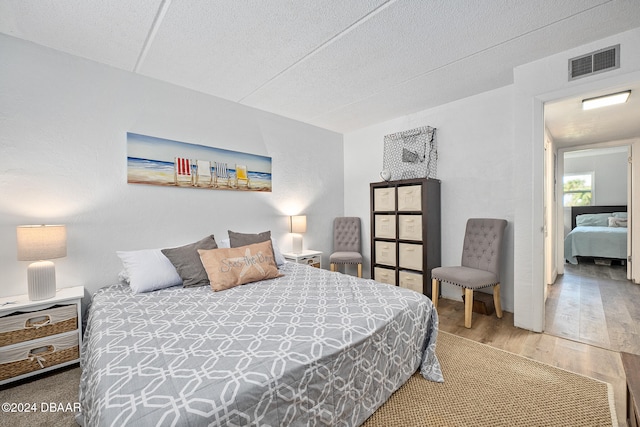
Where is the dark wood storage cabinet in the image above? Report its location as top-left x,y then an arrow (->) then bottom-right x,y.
370,178 -> 441,298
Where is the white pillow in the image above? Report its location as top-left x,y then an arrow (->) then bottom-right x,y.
117,249 -> 182,293
218,238 -> 286,266
269,240 -> 286,266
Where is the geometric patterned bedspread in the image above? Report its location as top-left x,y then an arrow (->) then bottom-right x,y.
77,262 -> 442,426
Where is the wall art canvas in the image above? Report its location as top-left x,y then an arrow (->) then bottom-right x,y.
383,126 -> 437,181
127,133 -> 272,192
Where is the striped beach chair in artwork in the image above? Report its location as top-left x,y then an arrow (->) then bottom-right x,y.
174,157 -> 193,186
235,164 -> 250,189
214,161 -> 230,187
195,160 -> 213,187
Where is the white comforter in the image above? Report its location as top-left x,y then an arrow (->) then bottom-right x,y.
564,225 -> 627,264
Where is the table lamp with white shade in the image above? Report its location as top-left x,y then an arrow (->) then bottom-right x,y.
289,215 -> 307,254
17,225 -> 67,301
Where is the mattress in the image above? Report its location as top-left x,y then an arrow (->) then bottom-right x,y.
564,225 -> 627,264
77,262 -> 442,426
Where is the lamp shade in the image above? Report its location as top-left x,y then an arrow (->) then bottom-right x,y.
17,225 -> 67,261
290,216 -> 307,234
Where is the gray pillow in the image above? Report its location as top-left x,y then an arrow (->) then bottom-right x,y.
161,235 -> 218,288
228,230 -> 271,247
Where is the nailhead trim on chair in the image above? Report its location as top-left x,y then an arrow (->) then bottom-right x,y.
430,279 -> 498,290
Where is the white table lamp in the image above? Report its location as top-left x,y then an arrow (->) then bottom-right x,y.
17,225 -> 67,301
290,215 -> 307,254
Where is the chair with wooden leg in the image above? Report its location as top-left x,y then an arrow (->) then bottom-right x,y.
329,217 -> 363,277
431,218 -> 507,328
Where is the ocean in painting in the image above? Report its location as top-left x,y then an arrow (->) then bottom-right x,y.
127,157 -> 272,192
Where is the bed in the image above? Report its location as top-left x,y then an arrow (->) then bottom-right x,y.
564,205 -> 628,265
77,260 -> 442,426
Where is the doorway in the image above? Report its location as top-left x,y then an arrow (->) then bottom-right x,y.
542,83 -> 640,353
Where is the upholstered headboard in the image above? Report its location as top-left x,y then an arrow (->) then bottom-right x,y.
570,205 -> 627,229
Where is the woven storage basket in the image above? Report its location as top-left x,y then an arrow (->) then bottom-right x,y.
0,333 -> 79,381
0,305 -> 77,347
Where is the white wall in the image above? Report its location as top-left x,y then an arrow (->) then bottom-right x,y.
0,35 -> 344,301
564,149 -> 628,205
345,27 -> 640,328
344,86 -> 516,311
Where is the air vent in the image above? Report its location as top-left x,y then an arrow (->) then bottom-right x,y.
569,44 -> 619,81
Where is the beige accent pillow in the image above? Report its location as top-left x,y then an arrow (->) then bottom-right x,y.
608,217 -> 628,228
198,240 -> 282,291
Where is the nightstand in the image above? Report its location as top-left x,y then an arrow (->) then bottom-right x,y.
0,286 -> 84,385
282,250 -> 322,268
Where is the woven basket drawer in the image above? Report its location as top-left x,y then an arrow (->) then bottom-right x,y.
0,305 -> 77,347
0,333 -> 79,381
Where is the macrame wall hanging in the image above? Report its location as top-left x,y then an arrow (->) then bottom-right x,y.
382,126 -> 437,181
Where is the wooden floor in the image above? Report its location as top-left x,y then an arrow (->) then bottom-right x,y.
545,262 -> 640,355
436,297 -> 628,427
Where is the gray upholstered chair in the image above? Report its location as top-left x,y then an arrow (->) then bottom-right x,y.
329,217 -> 363,277
431,218 -> 507,328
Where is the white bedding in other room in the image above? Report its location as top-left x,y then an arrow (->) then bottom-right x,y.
564,225 -> 627,264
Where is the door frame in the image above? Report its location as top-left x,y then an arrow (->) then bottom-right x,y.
529,71 -> 640,331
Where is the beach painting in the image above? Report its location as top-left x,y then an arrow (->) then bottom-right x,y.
127,133 -> 272,192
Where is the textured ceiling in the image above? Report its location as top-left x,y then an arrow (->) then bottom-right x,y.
1,0 -> 640,135
545,81 -> 640,148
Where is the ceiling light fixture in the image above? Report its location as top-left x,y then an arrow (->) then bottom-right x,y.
582,90 -> 631,110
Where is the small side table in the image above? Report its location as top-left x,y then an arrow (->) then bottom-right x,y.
0,286 -> 84,385
282,250 -> 322,268
622,352 -> 640,427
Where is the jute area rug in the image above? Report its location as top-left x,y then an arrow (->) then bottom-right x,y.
0,331 -> 615,427
364,331 -> 616,427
